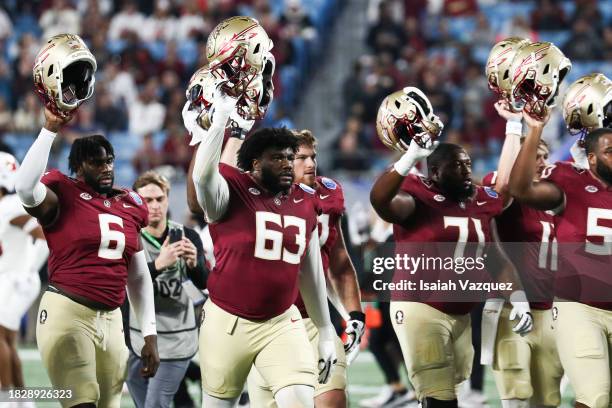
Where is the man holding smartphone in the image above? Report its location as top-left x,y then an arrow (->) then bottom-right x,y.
125,170 -> 208,408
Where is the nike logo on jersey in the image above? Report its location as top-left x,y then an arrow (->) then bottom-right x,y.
319,194 -> 330,200
291,318 -> 300,323
476,201 -> 487,206
123,203 -> 133,208
293,198 -> 304,203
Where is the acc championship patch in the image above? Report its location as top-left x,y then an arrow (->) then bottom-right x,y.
484,186 -> 498,198
129,191 -> 143,205
299,183 -> 315,194
321,177 -> 337,190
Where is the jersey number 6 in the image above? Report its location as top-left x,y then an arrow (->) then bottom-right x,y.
98,214 -> 126,260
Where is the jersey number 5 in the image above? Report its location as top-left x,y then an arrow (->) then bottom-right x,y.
98,214 -> 126,260
255,211 -> 307,264
586,208 -> 612,256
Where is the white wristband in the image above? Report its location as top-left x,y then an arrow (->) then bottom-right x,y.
393,154 -> 418,176
510,290 -> 528,304
505,119 -> 522,136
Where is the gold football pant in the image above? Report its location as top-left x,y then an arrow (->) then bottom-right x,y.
36,291 -> 128,407
199,300 -> 316,399
247,317 -> 347,407
390,301 -> 473,401
492,305 -> 563,405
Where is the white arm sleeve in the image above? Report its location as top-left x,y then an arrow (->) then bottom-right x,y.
299,228 -> 334,332
127,250 -> 157,337
192,103 -> 235,223
15,128 -> 56,207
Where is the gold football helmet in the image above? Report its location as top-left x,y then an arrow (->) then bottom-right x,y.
485,37 -> 530,99
563,73 -> 612,136
376,87 -> 444,152
206,16 -> 273,98
185,56 -> 275,129
509,41 -> 571,118
32,33 -> 97,118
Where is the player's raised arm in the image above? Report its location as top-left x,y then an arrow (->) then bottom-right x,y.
126,249 -> 160,378
15,108 -> 70,225
370,140 -> 435,225
492,100 -> 523,206
509,111 -> 565,211
185,84 -> 237,223
299,227 -> 337,384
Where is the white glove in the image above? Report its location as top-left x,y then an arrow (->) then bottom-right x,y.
344,311 -> 366,365
181,101 -> 205,145
570,139 -> 589,169
509,291 -> 533,336
317,327 -> 338,384
393,139 -> 439,176
211,81 -> 239,119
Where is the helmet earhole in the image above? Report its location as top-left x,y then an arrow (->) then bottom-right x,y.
47,66 -> 54,77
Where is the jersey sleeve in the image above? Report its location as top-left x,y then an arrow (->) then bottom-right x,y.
40,169 -> 68,195
399,173 -> 428,198
219,163 -> 243,188
481,171 -> 497,188
126,190 -> 149,229
540,161 -> 575,188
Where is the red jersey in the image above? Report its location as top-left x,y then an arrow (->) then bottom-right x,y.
207,164 -> 320,319
41,169 -> 148,308
483,171 -> 556,310
392,174 -> 504,314
540,162 -> 612,309
295,176 -> 345,317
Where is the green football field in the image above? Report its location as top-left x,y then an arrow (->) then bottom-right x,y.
19,347 -> 576,407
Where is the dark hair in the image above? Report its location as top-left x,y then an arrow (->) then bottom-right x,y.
427,142 -> 465,171
68,135 -> 114,174
237,128 -> 299,171
584,127 -> 612,154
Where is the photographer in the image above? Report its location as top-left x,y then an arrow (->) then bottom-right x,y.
125,171 -> 207,408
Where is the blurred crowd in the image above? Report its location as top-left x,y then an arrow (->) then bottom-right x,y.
332,0 -> 612,175
0,0 -> 610,181
0,0 -> 324,177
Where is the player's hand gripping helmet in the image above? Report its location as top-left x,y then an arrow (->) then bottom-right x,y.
32,33 -> 97,119
485,37 -> 530,100
376,87 -> 444,152
509,42 -> 571,119
206,16 -> 273,99
0,152 -> 19,192
563,73 -> 612,137
186,53 -> 275,129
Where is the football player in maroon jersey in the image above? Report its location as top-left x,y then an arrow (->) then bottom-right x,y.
247,129 -> 365,407
510,114 -> 612,407
184,85 -> 337,408
14,107 -> 159,408
481,102 -> 563,408
370,89 -> 532,407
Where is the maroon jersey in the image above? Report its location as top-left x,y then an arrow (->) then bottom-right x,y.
392,174 -> 504,314
540,162 -> 612,309
41,169 -> 148,308
295,176 -> 345,317
483,171 -> 556,310
207,164 -> 320,319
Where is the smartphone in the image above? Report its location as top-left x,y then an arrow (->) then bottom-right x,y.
169,227 -> 183,244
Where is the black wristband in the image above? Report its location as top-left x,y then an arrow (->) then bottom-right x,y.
348,311 -> 366,323
229,119 -> 247,140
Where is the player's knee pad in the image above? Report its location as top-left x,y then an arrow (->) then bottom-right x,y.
274,384 -> 315,408
421,397 -> 458,408
501,399 -> 528,408
201,391 -> 239,408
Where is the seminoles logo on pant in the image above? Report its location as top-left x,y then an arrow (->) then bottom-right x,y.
39,309 -> 47,324
395,310 -> 404,325
552,306 -> 558,321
